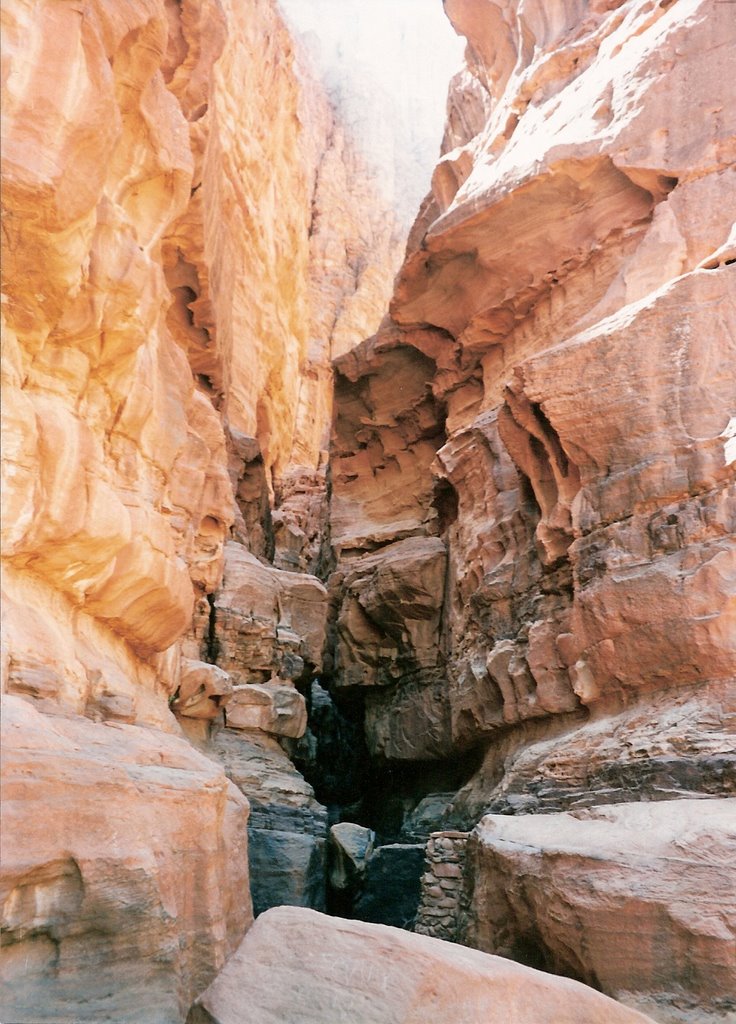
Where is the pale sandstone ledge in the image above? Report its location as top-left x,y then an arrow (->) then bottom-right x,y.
188,905 -> 656,1024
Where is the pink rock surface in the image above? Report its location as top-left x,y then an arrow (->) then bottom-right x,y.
466,800 -> 736,1024
188,905 -> 655,1024
326,2 -> 735,1014
328,0 -> 736,765
0,695 -> 251,1024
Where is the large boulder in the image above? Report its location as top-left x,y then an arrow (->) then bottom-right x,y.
0,696 -> 251,1024
187,905 -> 655,1024
464,799 -> 736,1024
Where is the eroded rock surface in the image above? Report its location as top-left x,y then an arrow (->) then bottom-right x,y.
0,0 -> 403,1016
0,696 -> 251,1024
325,0 -> 736,1013
329,0 -> 735,763
210,729 -> 328,917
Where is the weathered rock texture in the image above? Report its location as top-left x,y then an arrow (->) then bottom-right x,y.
1,0 -> 402,1017
326,0 -> 736,1014
1,695 -> 251,1024
465,800 -> 736,1024
188,906 -> 655,1024
330,0 -> 735,767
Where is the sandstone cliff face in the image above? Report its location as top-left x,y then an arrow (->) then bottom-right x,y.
0,0 -> 400,1017
3,0 -> 735,1020
326,1 -> 735,1018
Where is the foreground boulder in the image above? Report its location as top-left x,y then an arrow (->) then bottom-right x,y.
464,799 -> 736,1024
0,696 -> 252,1024
188,905 -> 654,1024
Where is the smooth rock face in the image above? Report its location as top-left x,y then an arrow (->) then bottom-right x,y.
328,822 -> 375,892
188,906 -> 655,1024
226,681 -> 307,739
0,696 -> 251,1024
465,800 -> 736,1024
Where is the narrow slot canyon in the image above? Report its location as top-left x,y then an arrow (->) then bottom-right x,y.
1,2 -> 735,1024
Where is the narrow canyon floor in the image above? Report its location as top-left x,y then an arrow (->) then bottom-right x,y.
1,1 -> 735,1023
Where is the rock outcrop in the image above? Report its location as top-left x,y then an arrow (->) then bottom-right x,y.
465,800 -> 736,1024
1,695 -> 251,1024
211,728 -> 328,918
329,0 -> 735,771
2,0 -> 735,1019
1,0 -> 404,1017
188,906 -> 655,1024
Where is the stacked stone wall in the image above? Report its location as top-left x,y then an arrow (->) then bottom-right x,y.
414,831 -> 470,941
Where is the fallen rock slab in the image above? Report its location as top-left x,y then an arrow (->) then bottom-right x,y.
188,905 -> 655,1024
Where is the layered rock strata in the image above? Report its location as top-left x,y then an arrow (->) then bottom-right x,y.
325,0 -> 736,1015
1,0 -> 403,1016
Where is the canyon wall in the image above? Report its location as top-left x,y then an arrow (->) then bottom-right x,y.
327,1 -> 735,1020
0,0 -> 401,1019
2,0 -> 734,1022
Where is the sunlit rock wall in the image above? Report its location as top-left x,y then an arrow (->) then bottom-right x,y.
0,0 -> 401,1018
